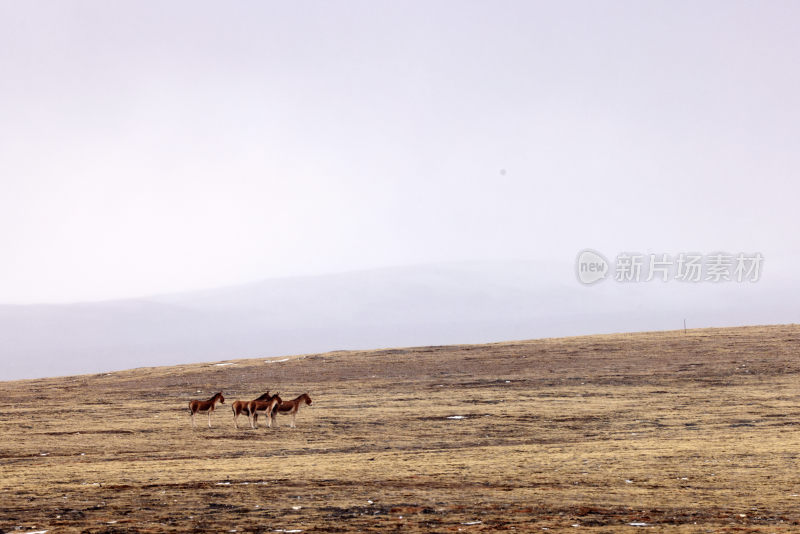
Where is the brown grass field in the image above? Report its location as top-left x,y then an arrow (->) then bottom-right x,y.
2,324 -> 800,533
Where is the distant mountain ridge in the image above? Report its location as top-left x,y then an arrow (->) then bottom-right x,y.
1,260 -> 797,380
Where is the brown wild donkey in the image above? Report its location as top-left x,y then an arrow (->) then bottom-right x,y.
248,392 -> 281,429
232,391 -> 271,429
270,393 -> 312,428
188,392 -> 224,429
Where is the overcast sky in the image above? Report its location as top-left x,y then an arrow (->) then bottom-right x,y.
1,1 -> 798,304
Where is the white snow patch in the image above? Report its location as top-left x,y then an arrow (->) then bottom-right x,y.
267,358 -> 290,363
625,479 -> 633,484
462,520 -> 482,525
291,505 -> 302,510
215,482 -> 231,485
273,530 -> 303,533
629,522 -> 648,526
447,415 -> 467,420
214,363 -> 234,366
20,531 -> 48,534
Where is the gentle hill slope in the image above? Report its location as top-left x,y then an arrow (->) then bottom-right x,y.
2,324 -> 800,532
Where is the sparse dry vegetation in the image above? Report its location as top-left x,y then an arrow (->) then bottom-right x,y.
2,325 -> 800,532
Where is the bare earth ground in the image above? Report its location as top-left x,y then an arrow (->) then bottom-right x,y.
2,325 -> 800,533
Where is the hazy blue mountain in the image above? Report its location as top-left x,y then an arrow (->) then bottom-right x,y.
1,261 -> 796,380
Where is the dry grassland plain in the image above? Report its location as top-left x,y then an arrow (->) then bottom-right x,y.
2,325 -> 800,533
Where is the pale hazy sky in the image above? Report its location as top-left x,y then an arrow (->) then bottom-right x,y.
1,1 -> 798,304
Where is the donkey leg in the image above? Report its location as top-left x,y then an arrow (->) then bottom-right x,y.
207,412 -> 212,428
